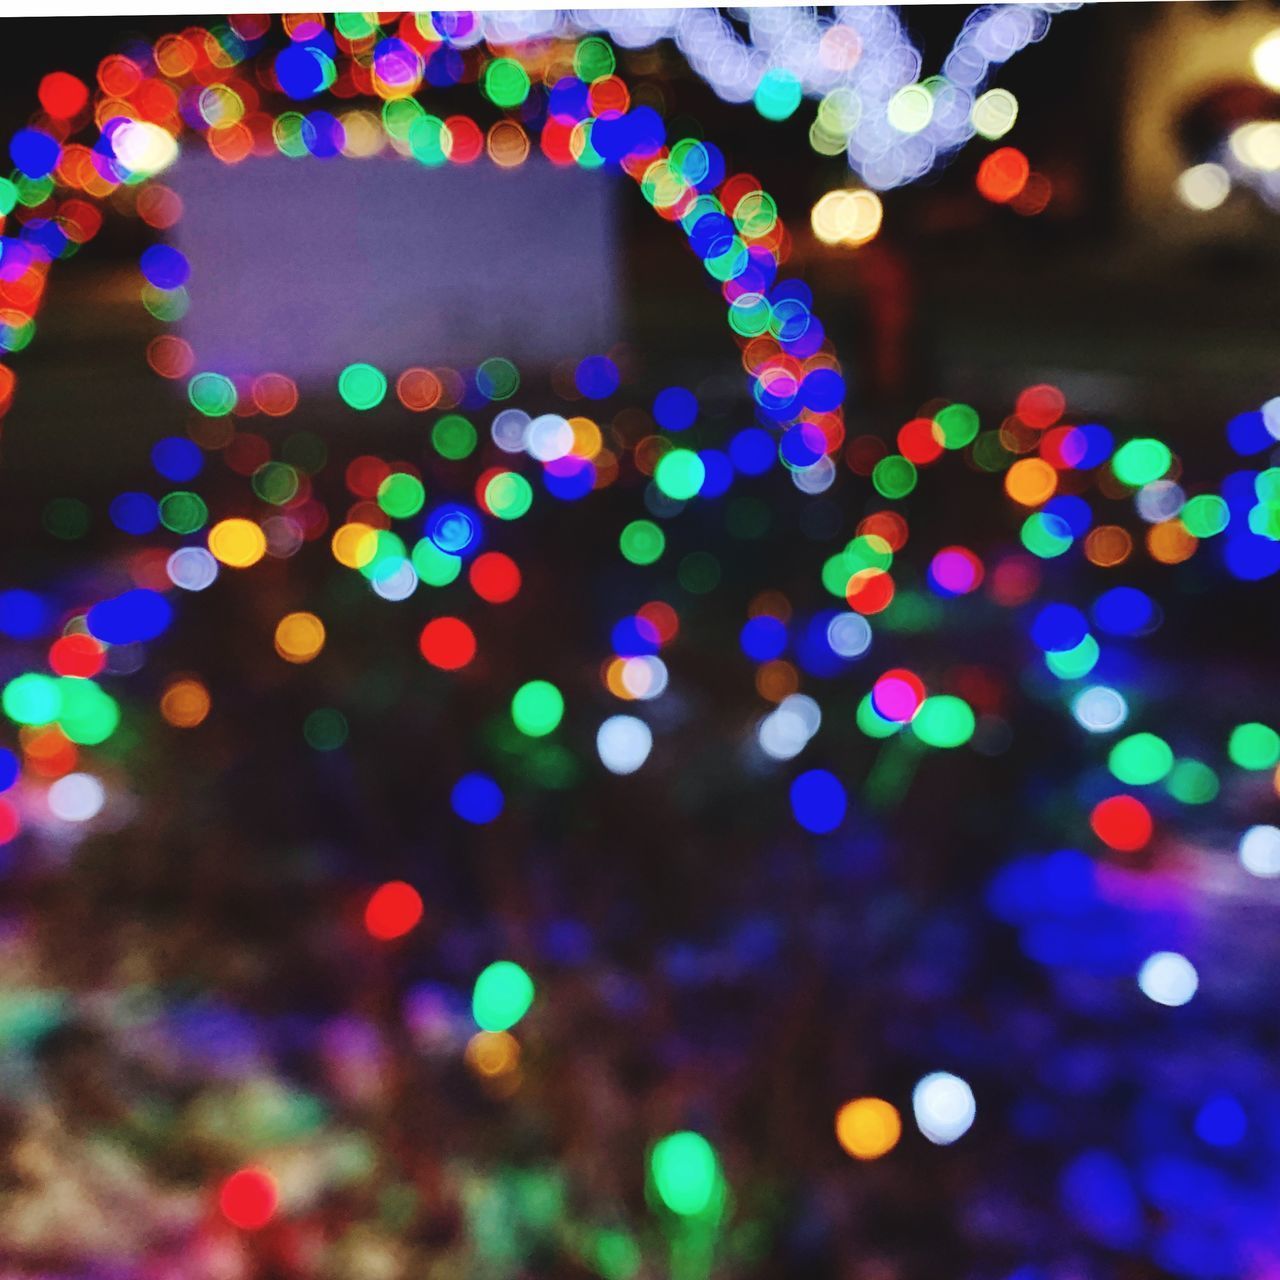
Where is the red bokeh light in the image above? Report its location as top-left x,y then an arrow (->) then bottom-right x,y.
976,147 -> 1030,204
364,880 -> 424,941
48,634 -> 106,679
1016,383 -> 1066,431
345,455 -> 391,499
0,799 -> 19,845
988,556 -> 1041,608
418,617 -> 477,670
218,1167 -> 278,1230
444,115 -> 484,163
39,71 -> 90,119
469,552 -> 521,604
897,417 -> 944,466
1090,795 -> 1153,852
846,570 -> 895,615
637,600 -> 679,645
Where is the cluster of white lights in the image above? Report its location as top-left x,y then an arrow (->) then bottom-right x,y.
1175,28 -> 1280,214
758,693 -> 822,761
476,6 -> 1082,190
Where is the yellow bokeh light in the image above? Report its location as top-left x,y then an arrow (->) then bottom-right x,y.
604,657 -> 634,700
160,678 -> 211,728
755,659 -> 799,703
273,612 -> 326,664
811,188 -> 883,248
331,521 -> 379,569
836,1097 -> 902,1160
568,416 -> 603,460
339,109 -> 386,158
208,518 -> 266,568
1004,457 -> 1058,507
1147,520 -> 1197,565
465,1030 -> 520,1078
1252,28 -> 1280,90
1084,524 -> 1133,568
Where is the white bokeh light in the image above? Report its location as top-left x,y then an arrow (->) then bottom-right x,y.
48,773 -> 106,823
597,715 -> 653,775
912,1071 -> 976,1145
1138,952 -> 1198,1007
1239,825 -> 1280,878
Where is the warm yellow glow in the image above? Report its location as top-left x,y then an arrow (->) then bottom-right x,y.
836,1097 -> 902,1160
160,678 -> 211,728
811,188 -> 883,248
339,109 -> 386,158
1230,121 -> 1280,172
465,1031 -> 520,1078
1004,457 -> 1058,507
1252,28 -> 1280,90
1175,163 -> 1230,211
274,612 -> 326,664
208,518 -> 267,569
568,416 -> 603,460
330,522 -> 378,570
112,121 -> 179,175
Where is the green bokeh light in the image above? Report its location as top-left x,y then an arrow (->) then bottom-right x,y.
251,461 -> 299,506
1112,438 -> 1172,487
476,357 -> 519,401
158,491 -> 208,535
408,114 -> 449,166
1228,722 -> 1280,770
472,960 -> 535,1032
1165,759 -> 1219,805
57,678 -> 120,745
1045,633 -> 1099,679
304,708 -> 348,751
511,680 -> 564,737
377,473 -> 425,519
654,449 -> 705,501
188,371 -> 237,417
910,695 -> 976,748
411,537 -> 461,586
620,519 -> 664,565
432,414 -> 477,461
650,1131 -> 721,1217
1180,493 -> 1229,538
573,35 -> 615,81
1108,732 -> 1174,785
1021,512 -> 1073,559
484,57 -> 531,108
43,497 -> 90,540
2,673 -> 61,725
872,455 -> 917,499
485,472 -> 533,521
934,403 -> 980,450
338,362 -> 387,411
